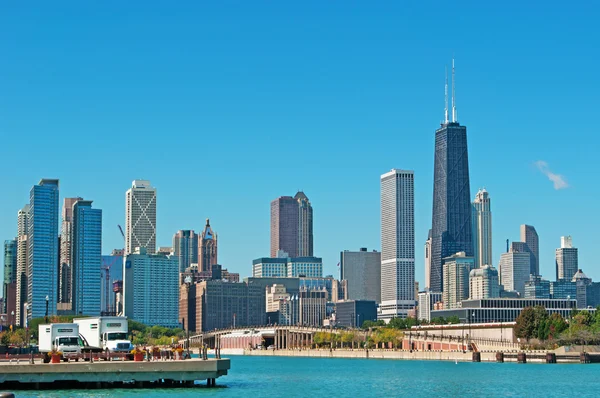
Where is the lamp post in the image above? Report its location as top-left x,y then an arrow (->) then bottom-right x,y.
11,311 -> 15,331
45,295 -> 49,323
184,276 -> 192,359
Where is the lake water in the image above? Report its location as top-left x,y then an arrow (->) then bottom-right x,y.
14,355 -> 600,397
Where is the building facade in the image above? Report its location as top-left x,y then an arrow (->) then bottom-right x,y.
469,264 -> 500,300
173,230 -> 198,273
71,200 -> 102,316
270,192 -> 313,258
380,169 -> 415,320
101,253 -> 124,315
340,248 -> 381,303
295,192 -> 314,257
123,248 -> 179,327
59,197 -> 82,305
472,189 -> 492,269
287,257 -> 323,278
524,275 -> 551,299
335,300 -> 377,328
520,224 -> 539,276
298,287 -> 327,327
15,205 -> 29,326
199,219 -> 217,273
424,230 -> 432,291
28,179 -> 60,321
125,180 -> 157,255
556,236 -> 578,281
442,252 -> 474,309
499,249 -> 531,296
417,291 -> 442,322
252,258 -> 288,278
3,240 -> 17,316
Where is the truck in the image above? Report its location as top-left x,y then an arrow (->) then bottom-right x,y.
74,316 -> 133,355
38,323 -> 82,363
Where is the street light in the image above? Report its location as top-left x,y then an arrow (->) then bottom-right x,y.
45,295 -> 49,323
11,311 -> 15,330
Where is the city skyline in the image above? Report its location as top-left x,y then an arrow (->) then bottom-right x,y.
1,3 -> 599,289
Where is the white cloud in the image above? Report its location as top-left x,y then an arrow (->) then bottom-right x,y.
534,160 -> 569,190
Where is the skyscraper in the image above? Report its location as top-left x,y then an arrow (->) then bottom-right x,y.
15,205 -> 29,326
499,249 -> 530,296
59,197 -> 82,304
70,200 -> 102,316
340,248 -> 381,303
28,179 -> 60,321
469,264 -> 500,299
380,169 -> 415,320
472,189 -> 492,268
430,61 -> 473,293
556,236 -> 578,281
442,252 -> 474,309
199,219 -> 217,273
270,192 -> 313,258
3,240 -> 17,316
125,180 -> 157,255
424,230 -> 432,290
173,230 -> 199,273
520,224 -> 539,276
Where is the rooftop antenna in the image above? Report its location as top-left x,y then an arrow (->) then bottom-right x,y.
451,57 -> 457,122
444,65 -> 449,124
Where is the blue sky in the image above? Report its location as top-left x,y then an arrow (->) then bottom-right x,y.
1,1 -> 599,287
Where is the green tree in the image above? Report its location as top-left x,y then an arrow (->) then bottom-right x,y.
515,307 -> 536,341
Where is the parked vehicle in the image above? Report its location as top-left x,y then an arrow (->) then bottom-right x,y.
74,317 -> 133,355
38,323 -> 82,363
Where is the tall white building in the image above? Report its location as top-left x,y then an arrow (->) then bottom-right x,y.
499,249 -> 530,296
469,264 -> 500,299
379,169 -> 415,321
442,252 -> 474,309
125,180 -> 157,255
424,230 -> 432,291
15,205 -> 30,326
417,291 -> 442,322
556,236 -> 578,281
472,189 -> 492,268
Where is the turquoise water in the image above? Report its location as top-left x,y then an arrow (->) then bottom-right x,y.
14,355 -> 600,397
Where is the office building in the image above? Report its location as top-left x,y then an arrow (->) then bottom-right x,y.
340,248 -> 381,303
125,180 -> 157,255
287,257 -> 322,278
469,264 -> 500,299
336,300 -> 377,328
3,240 -> 17,316
380,169 -> 415,320
424,230 -> 432,291
442,252 -> 474,309
556,236 -> 578,281
550,280 -> 577,301
252,257 -> 288,278
199,219 -> 217,272
266,284 -> 290,313
524,275 -> 551,299
59,197 -> 82,305
28,179 -> 60,321
173,230 -> 198,273
196,280 -> 265,332
101,252 -> 124,315
417,291 -> 442,322
179,281 -> 197,332
499,249 -> 531,296
572,269 -> 591,309
520,224 -> 539,276
71,200 -> 102,316
298,286 -> 327,326
430,63 -> 473,293
586,283 -> 600,308
123,248 -> 179,327
430,298 -> 576,323
472,189 -> 492,269
270,192 -> 313,258
15,205 -> 29,326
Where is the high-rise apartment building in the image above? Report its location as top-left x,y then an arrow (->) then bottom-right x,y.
469,264 -> 500,300
28,179 -> 60,321
15,205 -> 29,326
442,252 -> 474,309
340,248 -> 381,303
298,286 -> 327,327
71,200 -> 102,316
270,192 -> 313,258
125,180 -> 157,255
173,230 -> 199,273
379,169 -> 415,320
472,189 -> 492,268
417,291 -> 442,322
59,197 -> 82,304
556,236 -> 578,281
499,249 -> 531,296
430,62 -> 473,293
424,230 -> 432,291
123,248 -> 179,327
520,224 -> 539,276
199,219 -> 217,272
3,240 -> 17,316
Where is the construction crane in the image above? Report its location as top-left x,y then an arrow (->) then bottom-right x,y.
101,256 -> 119,315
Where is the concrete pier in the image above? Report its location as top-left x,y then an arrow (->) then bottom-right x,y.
0,358 -> 229,389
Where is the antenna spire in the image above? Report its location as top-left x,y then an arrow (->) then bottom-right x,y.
451,57 -> 457,122
444,66 -> 449,124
